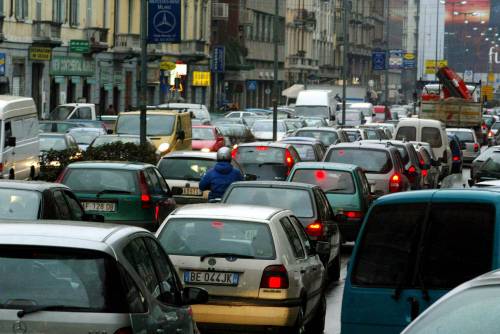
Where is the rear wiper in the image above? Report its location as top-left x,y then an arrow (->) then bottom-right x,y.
200,252 -> 255,261
17,305 -> 94,318
96,189 -> 132,198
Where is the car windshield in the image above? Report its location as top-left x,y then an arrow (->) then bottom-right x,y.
62,169 -> 138,193
225,187 -> 314,217
0,189 -> 41,220
253,121 -> 285,132
396,126 -> 417,141
290,169 -> 355,194
325,148 -> 392,173
157,158 -> 216,181
290,144 -> 316,161
0,246 -> 126,312
303,118 -> 326,127
422,127 -> 443,148
49,106 -> 74,120
69,130 -> 101,145
40,136 -> 68,151
116,114 -> 175,136
91,136 -> 140,147
192,127 -> 215,140
448,131 -> 474,143
295,130 -> 339,146
295,106 -> 329,118
235,146 -> 285,164
158,218 -> 275,259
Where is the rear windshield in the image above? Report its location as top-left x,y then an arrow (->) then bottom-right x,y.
62,169 -> 138,194
116,114 -> 175,136
0,189 -> 41,220
365,129 -> 382,140
0,246 -> 126,312
69,130 -> 101,145
345,130 -> 361,142
422,127 -> 443,148
395,146 -> 409,165
396,126 -> 416,141
290,144 -> 316,161
192,127 -> 215,140
158,218 -> 275,259
49,106 -> 74,120
224,187 -> 314,217
290,169 -> 355,194
235,146 -> 285,164
448,131 -> 474,143
325,148 -> 392,174
40,136 -> 67,151
158,158 -> 215,181
295,130 -> 339,146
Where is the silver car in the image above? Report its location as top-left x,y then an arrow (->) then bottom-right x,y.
471,145 -> 500,179
156,204 -> 327,333
0,221 -> 207,333
446,128 -> 481,163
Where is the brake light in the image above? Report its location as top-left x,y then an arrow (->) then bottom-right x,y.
231,147 -> 238,159
305,220 -> 324,237
408,165 -> 417,174
344,211 -> 363,219
138,171 -> 152,209
422,169 -> 428,177
260,265 -> 289,289
55,168 -> 68,183
389,173 -> 402,193
473,143 -> 479,152
256,146 -> 269,151
285,149 -> 295,176
452,155 -> 460,161
315,170 -> 327,181
154,205 -> 160,222
489,130 -> 494,138
113,328 -> 133,334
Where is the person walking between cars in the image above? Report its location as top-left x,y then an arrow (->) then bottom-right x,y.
199,147 -> 243,201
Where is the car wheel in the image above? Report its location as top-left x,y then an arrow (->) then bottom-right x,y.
306,294 -> 326,334
289,307 -> 306,334
328,248 -> 341,282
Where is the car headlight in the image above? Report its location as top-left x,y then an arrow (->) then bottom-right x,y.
158,142 -> 170,153
201,148 -> 211,153
49,161 -> 61,167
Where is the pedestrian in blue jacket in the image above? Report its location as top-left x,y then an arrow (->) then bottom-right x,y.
199,147 -> 243,200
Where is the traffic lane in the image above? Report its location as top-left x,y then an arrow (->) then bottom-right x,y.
325,243 -> 353,334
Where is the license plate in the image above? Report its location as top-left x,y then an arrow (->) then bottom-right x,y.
182,187 -> 202,196
183,271 -> 239,286
82,201 -> 116,212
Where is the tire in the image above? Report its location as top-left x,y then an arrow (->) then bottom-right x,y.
289,307 -> 306,334
328,249 -> 341,282
306,295 -> 326,334
8,169 -> 14,180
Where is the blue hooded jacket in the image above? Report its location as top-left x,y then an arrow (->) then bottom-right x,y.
199,162 -> 243,200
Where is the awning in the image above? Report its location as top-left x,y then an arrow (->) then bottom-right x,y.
281,84 -> 305,98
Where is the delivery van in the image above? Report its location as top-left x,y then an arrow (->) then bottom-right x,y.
295,90 -> 337,121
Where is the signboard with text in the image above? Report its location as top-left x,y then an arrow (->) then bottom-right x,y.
372,51 -> 386,71
148,0 -> 181,43
29,47 -> 52,61
70,40 -> 90,53
403,52 -> 416,69
50,56 -> 95,76
389,50 -> 403,69
211,46 -> 225,73
425,60 -> 448,75
192,71 -> 211,86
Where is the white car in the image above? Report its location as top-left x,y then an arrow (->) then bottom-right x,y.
156,204 -> 327,333
446,128 -> 481,163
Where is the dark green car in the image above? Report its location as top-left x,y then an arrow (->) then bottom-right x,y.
57,161 -> 178,231
287,162 -> 373,242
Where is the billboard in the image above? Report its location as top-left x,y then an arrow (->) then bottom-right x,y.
444,0 -> 500,73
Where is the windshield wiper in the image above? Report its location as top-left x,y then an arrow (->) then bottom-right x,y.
96,189 -> 132,198
17,305 -> 94,318
200,252 -> 255,262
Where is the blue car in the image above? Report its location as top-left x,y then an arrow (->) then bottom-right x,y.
342,189 -> 500,333
448,133 -> 463,174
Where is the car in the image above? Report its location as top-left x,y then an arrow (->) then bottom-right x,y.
294,127 -> 349,146
242,115 -> 268,128
251,119 -> 292,141
446,128 -> 481,163
57,161 -> 178,231
156,204 -> 326,333
214,117 -> 249,127
98,115 -> 118,133
323,142 -> 411,196
39,120 -> 97,133
280,137 -> 326,161
157,151 -> 245,204
287,162 -> 373,242
216,123 -> 255,146
191,125 -> 225,152
225,111 -> 261,118
414,144 -> 441,189
158,102 -> 211,122
359,123 -> 395,138
39,133 -> 79,152
470,153 -> 500,185
343,127 -> 388,142
335,109 -> 366,126
489,121 -> 500,145
232,142 -> 301,181
222,181 -> 341,279
447,133 -> 463,173
471,146 -> 500,180
0,221 -> 207,333
283,118 -> 307,131
483,114 -> 497,129
301,117 -> 329,127
66,127 -> 107,151
342,189 -> 500,334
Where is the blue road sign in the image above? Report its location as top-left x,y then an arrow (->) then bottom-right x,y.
211,46 -> 225,73
148,0 -> 181,44
372,51 -> 386,71
247,80 -> 257,91
0,53 -> 5,76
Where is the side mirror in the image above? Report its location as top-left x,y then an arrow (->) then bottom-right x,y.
83,213 -> 105,223
244,173 -> 257,181
6,136 -> 16,147
315,241 -> 330,255
182,287 -> 208,305
171,187 -> 183,196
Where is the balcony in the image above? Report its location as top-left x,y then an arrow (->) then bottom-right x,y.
32,21 -> 62,46
287,55 -> 319,70
114,33 -> 140,53
293,9 -> 316,28
85,27 -> 109,52
180,40 -> 206,56
0,16 -> 4,42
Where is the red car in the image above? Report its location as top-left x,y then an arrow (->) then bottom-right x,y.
192,125 -> 225,152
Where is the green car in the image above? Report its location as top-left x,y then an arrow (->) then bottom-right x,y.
57,161 -> 178,231
287,162 -> 372,242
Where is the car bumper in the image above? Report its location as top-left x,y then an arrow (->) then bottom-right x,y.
463,152 -> 480,162
173,195 -> 207,205
339,220 -> 362,242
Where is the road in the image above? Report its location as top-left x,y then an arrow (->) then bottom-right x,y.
324,167 -> 472,334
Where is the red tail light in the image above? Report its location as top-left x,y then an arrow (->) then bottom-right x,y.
260,265 -> 289,289
285,149 -> 295,176
315,170 -> 327,181
489,130 -> 494,138
138,171 -> 152,209
473,143 -> 479,152
256,146 -> 269,151
422,169 -> 428,177
231,147 -> 238,159
114,328 -> 133,334
55,168 -> 68,183
407,165 -> 417,174
154,205 -> 160,222
306,220 -> 324,237
389,174 -> 402,193
343,211 -> 363,219
452,155 -> 460,161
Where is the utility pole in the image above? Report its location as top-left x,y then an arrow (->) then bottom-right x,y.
272,0 -> 279,141
435,0 -> 440,80
139,0 -> 148,146
384,0 -> 390,104
341,0 -> 349,125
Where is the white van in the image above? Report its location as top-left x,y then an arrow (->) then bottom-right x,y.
157,103 -> 211,122
295,90 -> 337,121
0,96 -> 40,179
49,103 -> 97,120
349,102 -> 374,123
395,118 -> 451,178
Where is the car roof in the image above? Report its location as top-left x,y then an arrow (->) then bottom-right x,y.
192,125 -> 216,129
66,161 -> 154,170
281,137 -> 322,144
328,141 -> 397,152
397,118 -> 443,127
375,188 -> 500,206
39,133 -> 67,138
361,139 -> 411,147
162,151 -> 217,159
446,128 -> 474,132
297,127 -> 340,132
170,204 -> 288,221
229,180 -> 318,190
0,180 -> 70,191
237,141 -> 291,149
292,161 -> 358,171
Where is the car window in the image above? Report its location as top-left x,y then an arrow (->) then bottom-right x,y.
4,121 -> 12,148
290,143 -> 317,161
325,148 -> 393,174
290,216 -> 313,256
396,126 -> 416,141
62,190 -> 84,221
53,190 -> 72,220
120,267 -> 147,313
280,217 -> 306,259
235,146 -> 286,164
365,129 -> 381,140
0,189 -> 41,220
291,169 -> 356,194
77,107 -> 92,120
422,127 -> 443,148
145,168 -> 162,195
153,168 -> 171,194
157,158 -> 216,181
62,169 -> 138,194
448,131 -> 474,143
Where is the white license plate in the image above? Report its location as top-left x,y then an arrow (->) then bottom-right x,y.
182,187 -> 202,196
82,201 -> 116,212
184,271 -> 239,286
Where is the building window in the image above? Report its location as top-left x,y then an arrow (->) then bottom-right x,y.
128,0 -> 133,33
103,0 -> 108,28
69,0 -> 79,27
53,0 -> 66,23
15,0 -> 28,21
86,0 -> 92,27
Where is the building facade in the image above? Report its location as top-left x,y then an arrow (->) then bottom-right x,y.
0,0 -> 211,118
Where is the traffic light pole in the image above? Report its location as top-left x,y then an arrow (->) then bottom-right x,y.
272,0 -> 279,141
139,0 -> 148,146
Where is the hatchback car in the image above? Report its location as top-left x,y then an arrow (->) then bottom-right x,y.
232,142 -> 301,181
222,181 -> 341,279
446,128 -> 480,163
287,162 -> 372,242
57,161 -> 177,231
192,125 -> 225,152
324,142 -> 411,196
39,133 -> 79,153
0,222 -> 207,333
294,127 -> 349,146
280,137 -> 326,161
414,144 -> 440,189
156,204 -> 326,333
251,119 -> 292,141
67,127 -> 107,151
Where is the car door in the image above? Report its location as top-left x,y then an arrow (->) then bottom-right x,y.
149,168 -> 177,221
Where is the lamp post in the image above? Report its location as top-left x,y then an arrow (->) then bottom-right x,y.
139,0 -> 148,146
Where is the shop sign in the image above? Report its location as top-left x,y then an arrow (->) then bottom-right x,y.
69,40 -> 90,53
192,71 -> 210,86
29,47 -> 52,61
389,50 -> 403,70
425,60 -> 448,75
211,46 -> 225,73
372,51 -> 386,71
403,52 -> 416,69
160,61 -> 176,71
50,56 -> 95,76
148,0 -> 181,43
0,53 -> 5,76
483,85 -> 494,101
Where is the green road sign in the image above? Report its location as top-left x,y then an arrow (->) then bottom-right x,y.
70,40 -> 90,53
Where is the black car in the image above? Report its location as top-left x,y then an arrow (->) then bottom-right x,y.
232,142 -> 301,181
222,181 -> 342,280
0,180 -> 103,222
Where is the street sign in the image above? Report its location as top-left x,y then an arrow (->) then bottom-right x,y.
247,80 -> 257,91
69,40 -> 90,53
483,85 -> 494,100
464,70 -> 473,82
389,50 -> 403,69
0,53 -> 5,76
372,51 -> 386,71
403,52 -> 416,69
29,47 -> 52,61
160,61 -> 176,71
192,71 -> 211,86
211,46 -> 225,73
148,0 -> 181,44
50,56 -> 95,76
424,60 -> 447,74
